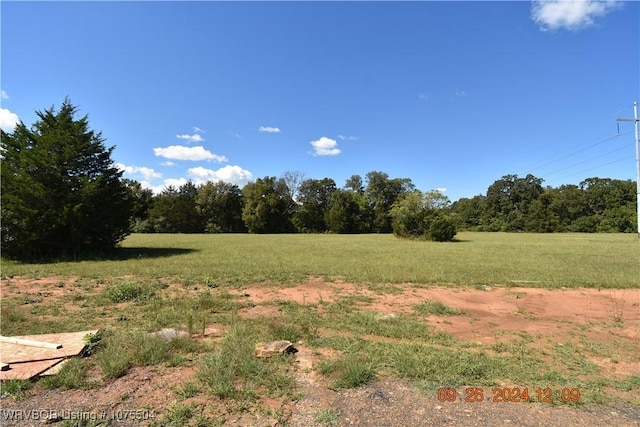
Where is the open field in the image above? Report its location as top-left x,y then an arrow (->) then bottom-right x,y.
1,233 -> 639,426
2,232 -> 639,288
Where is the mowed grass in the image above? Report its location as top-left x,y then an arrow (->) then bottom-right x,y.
2,232 -> 638,288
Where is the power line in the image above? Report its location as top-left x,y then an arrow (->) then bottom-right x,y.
535,141 -> 634,179
524,132 -> 631,175
456,132 -> 634,200
547,155 -> 635,185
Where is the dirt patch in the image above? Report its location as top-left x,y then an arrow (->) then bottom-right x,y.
1,277 -> 639,426
237,281 -> 638,345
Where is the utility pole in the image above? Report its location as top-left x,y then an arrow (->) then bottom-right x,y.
616,101 -> 640,239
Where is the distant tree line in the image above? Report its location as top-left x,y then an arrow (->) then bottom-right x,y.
127,172 -> 637,237
127,171 -> 439,236
450,174 -> 637,233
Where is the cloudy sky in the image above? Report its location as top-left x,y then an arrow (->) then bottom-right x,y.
2,1 -> 638,200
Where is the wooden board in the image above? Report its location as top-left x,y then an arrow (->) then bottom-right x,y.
0,358 -> 65,380
0,336 -> 62,349
0,330 -> 99,380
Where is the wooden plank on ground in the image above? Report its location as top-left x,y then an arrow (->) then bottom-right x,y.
0,358 -> 65,380
0,336 -> 62,349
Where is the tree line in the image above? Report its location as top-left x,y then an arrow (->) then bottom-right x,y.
128,170 -> 457,241
451,174 -> 637,233
128,172 -> 637,237
2,100 -> 637,261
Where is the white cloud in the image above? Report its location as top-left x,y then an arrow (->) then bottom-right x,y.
163,178 -> 189,188
139,166 -> 253,194
161,161 -> 175,167
259,126 -> 281,133
310,136 -> 341,156
193,126 -> 205,134
454,89 -> 467,97
176,133 -> 205,143
435,187 -> 447,193
115,163 -> 162,181
418,93 -> 429,101
531,0 -> 622,31
0,107 -> 20,132
153,145 -> 228,162
1,90 -> 8,100
338,135 -> 358,141
188,165 -> 254,186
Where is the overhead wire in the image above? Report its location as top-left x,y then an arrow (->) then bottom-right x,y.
548,155 -> 635,184
533,141 -> 634,179
523,132 -> 631,175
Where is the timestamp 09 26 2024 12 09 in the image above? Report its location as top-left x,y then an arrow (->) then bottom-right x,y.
437,387 -> 581,403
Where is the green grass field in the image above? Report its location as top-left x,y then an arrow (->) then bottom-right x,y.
2,232 -> 638,288
1,232 -> 638,423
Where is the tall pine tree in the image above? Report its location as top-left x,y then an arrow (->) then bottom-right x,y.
1,99 -> 133,260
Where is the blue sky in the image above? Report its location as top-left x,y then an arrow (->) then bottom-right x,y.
2,1 -> 638,201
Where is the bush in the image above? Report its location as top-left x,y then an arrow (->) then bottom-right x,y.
427,214 -> 457,242
390,192 -> 456,242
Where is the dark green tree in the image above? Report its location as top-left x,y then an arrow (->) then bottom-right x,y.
365,171 -> 415,233
547,184 -> 587,232
292,178 -> 337,232
147,186 -> 178,233
241,177 -> 294,233
524,191 -> 558,232
483,174 -> 544,231
196,181 -> 245,233
450,195 -> 485,230
344,174 -> 365,194
1,99 -> 133,260
325,189 -> 363,234
123,179 -> 154,232
147,182 -> 204,233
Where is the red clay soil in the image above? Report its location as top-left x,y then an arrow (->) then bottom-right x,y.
0,277 -> 638,426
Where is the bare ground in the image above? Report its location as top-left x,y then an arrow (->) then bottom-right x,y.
1,277 -> 639,426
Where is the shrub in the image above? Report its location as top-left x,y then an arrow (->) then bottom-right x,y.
390,192 -> 456,241
427,214 -> 457,242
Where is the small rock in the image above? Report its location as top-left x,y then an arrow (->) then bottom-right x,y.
254,340 -> 297,357
149,328 -> 190,341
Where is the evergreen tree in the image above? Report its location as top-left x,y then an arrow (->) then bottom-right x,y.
1,99 -> 133,260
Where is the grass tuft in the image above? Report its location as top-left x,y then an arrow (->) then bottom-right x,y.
320,354 -> 376,390
413,300 -> 464,316
315,407 -> 340,425
41,358 -> 100,390
104,281 -> 156,303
